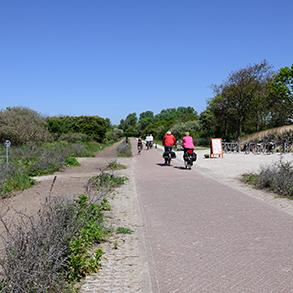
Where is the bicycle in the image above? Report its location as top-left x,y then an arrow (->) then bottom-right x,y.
280,139 -> 290,154
264,141 -> 276,155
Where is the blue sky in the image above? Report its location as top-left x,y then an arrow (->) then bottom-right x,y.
1,0 -> 292,125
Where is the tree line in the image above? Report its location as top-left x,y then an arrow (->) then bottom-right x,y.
0,60 -> 292,147
119,60 -> 293,143
0,107 -> 108,146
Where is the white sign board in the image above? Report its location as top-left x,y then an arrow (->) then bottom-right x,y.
211,138 -> 223,158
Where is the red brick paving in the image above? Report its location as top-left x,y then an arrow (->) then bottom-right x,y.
131,139 -> 293,292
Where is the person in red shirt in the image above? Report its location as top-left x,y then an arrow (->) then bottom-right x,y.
162,131 -> 176,151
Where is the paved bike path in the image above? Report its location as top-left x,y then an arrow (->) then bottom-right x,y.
131,139 -> 293,292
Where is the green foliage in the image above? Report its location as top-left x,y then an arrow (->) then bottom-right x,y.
105,128 -> 124,142
154,107 -> 197,122
58,132 -> 88,143
65,157 -> 81,167
0,172 -> 37,197
139,110 -> 154,121
209,60 -> 274,139
170,120 -> 201,140
0,106 -> 53,146
46,115 -> 107,142
267,64 -> 293,127
119,113 -> 138,134
99,198 -> 112,211
67,194 -> 107,283
89,173 -> 128,191
118,107 -> 199,140
116,227 -> 134,234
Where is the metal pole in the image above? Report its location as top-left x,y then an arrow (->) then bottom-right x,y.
6,146 -> 8,171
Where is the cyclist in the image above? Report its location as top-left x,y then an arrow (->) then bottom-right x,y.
145,134 -> 151,149
149,134 -> 154,148
162,131 -> 176,152
137,137 -> 143,153
181,132 -> 194,154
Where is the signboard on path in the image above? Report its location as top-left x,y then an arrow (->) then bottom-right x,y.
211,138 -> 223,158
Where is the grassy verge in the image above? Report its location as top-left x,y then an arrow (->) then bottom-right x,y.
0,140 -> 120,198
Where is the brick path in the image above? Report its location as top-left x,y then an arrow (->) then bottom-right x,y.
81,139 -> 293,292
134,140 -> 293,292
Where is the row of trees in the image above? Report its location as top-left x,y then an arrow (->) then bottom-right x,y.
118,107 -> 199,140
0,107 -> 108,146
118,60 -> 293,143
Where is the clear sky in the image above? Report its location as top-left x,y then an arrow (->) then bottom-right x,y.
1,0 -> 292,125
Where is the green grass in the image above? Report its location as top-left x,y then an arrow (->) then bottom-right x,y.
116,227 -> 134,234
0,174 -> 37,197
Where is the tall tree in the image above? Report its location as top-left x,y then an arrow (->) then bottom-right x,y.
139,111 -> 154,122
211,60 -> 274,139
267,64 -> 293,126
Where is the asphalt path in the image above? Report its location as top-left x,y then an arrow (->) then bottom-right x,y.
131,138 -> 293,292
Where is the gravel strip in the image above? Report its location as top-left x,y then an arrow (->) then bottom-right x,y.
79,157 -> 151,293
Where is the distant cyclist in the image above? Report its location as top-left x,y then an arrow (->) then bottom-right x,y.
149,134 -> 154,148
137,137 -> 143,153
145,134 -> 151,149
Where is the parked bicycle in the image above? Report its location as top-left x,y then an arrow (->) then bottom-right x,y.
280,139 -> 290,154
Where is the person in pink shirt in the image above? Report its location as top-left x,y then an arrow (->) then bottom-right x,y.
181,132 -> 194,154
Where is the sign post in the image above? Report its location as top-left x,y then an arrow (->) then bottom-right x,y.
210,138 -> 223,158
4,140 -> 11,170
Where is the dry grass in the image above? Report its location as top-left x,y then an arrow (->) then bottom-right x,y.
239,125 -> 293,143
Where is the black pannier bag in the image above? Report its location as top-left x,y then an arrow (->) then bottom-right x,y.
192,152 -> 197,161
163,151 -> 176,159
183,152 -> 189,161
184,151 -> 197,161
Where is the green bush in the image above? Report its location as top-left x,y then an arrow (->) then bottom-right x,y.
64,157 -> 81,167
46,115 -> 107,142
88,172 -> 128,191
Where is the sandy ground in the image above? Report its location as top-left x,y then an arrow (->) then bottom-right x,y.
172,147 -> 293,216
0,141 -> 124,236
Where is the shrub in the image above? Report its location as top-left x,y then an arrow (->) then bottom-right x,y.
242,158 -> 293,197
0,193 -> 108,291
88,172 -> 128,191
116,141 -> 132,157
64,157 -> 81,167
57,132 -> 88,143
0,106 -> 53,146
